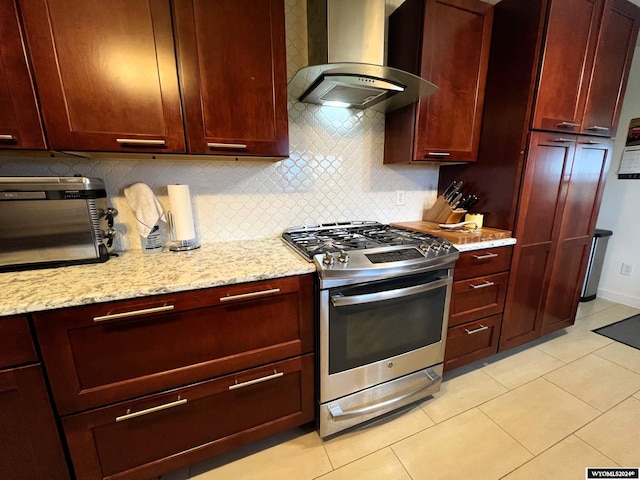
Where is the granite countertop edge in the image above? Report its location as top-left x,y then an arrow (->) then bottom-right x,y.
1,236 -> 516,317
1,238 -> 316,317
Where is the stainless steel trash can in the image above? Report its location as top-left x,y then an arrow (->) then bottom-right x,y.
580,228 -> 613,302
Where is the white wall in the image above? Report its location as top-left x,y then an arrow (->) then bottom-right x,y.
0,0 -> 438,251
595,44 -> 640,308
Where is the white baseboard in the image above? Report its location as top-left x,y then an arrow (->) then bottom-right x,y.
596,288 -> 640,309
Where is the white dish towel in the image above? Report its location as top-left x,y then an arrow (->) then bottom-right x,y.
124,183 -> 166,238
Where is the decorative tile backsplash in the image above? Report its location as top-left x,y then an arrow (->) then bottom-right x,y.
0,0 -> 439,251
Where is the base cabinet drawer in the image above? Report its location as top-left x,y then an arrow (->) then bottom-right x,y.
63,354 -> 314,480
444,315 -> 501,371
449,272 -> 508,327
33,275 -> 314,415
453,246 -> 513,280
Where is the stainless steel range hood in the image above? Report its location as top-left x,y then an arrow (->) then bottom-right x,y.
288,0 -> 438,112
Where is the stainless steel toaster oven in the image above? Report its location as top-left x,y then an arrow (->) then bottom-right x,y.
0,176 -> 117,271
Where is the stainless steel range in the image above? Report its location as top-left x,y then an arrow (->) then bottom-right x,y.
282,221 -> 459,437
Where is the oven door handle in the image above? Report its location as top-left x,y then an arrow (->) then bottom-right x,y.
330,277 -> 451,307
328,369 -> 441,419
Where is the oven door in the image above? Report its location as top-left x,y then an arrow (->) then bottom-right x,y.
319,269 -> 452,403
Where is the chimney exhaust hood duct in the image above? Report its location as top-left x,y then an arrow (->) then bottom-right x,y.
288,0 -> 438,112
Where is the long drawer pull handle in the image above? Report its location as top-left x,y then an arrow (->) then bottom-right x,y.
207,142 -> 247,149
587,125 -> 609,131
552,138 -> 574,143
0,134 -> 16,141
556,121 -> 580,128
116,138 -> 166,146
464,324 -> 489,335
328,369 -> 440,419
469,280 -> 495,289
220,288 -> 280,303
116,398 -> 187,422
472,252 -> 498,260
427,152 -> 450,157
582,140 -> 604,145
93,305 -> 175,322
229,370 -> 283,390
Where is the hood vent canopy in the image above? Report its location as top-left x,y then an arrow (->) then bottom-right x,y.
288,0 -> 438,112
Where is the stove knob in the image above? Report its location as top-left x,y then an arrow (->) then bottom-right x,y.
432,242 -> 442,252
322,252 -> 335,265
338,250 -> 349,263
442,241 -> 454,251
419,243 -> 430,253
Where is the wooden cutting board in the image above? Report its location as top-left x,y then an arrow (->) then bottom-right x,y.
392,221 -> 512,244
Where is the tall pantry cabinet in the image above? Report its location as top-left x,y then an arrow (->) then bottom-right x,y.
439,0 -> 640,350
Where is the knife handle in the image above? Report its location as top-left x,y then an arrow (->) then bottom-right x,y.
442,180 -> 458,199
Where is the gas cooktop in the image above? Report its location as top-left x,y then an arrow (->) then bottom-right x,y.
282,221 -> 459,286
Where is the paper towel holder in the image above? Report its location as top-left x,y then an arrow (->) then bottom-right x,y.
168,211 -> 201,252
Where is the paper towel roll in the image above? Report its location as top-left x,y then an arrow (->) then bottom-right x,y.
168,184 -> 196,241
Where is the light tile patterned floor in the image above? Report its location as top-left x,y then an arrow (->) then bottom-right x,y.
160,298 -> 640,480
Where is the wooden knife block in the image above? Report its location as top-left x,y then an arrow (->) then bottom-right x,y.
422,195 -> 467,224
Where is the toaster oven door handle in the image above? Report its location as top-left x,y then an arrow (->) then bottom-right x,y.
93,305 -> 175,322
328,369 -> 441,419
331,277 -> 451,307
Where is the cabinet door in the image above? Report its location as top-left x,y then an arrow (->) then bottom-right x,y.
541,137 -> 611,334
384,0 -> 493,163
173,0 -> 289,157
0,365 -> 70,480
581,0 -> 640,136
501,132 -> 574,350
532,0 -> 603,133
415,0 -> 493,162
0,0 -> 46,150
18,0 -> 185,153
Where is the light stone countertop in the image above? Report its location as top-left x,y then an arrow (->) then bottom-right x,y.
454,237 -> 517,252
1,236 -> 516,317
1,238 -> 316,317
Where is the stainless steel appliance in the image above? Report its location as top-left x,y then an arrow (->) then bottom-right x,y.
282,221 -> 458,437
288,0 -> 438,112
0,176 -> 117,271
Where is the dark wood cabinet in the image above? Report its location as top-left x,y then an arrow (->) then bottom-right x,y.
0,316 -> 70,480
173,0 -> 289,158
0,0 -> 46,150
438,0 -> 638,351
18,0 -> 185,153
444,246 -> 512,371
15,0 -> 289,157
33,274 -> 314,480
500,133 -> 611,349
581,0 -> 640,136
540,137 -> 611,335
532,0 -> 640,137
63,355 -> 313,480
384,0 -> 494,164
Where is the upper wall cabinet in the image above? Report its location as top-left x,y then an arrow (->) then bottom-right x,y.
0,0 -> 46,150
384,0 -> 494,164
532,0 -> 640,137
16,0 -> 289,158
173,0 -> 289,157
18,0 -> 185,153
